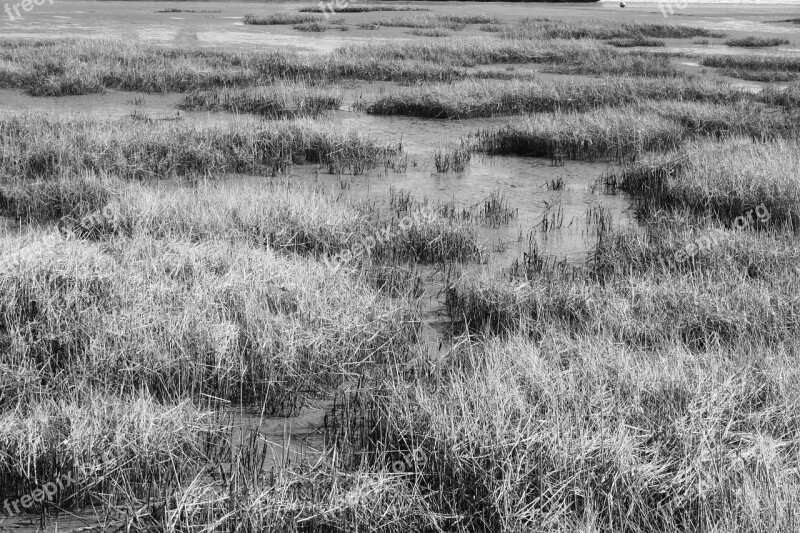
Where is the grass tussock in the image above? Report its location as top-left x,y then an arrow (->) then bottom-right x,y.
605,137 -> 800,225
607,37 -> 666,48
702,53 -> 800,74
0,115 -> 400,180
367,77 -> 749,119
340,38 -> 677,77
299,4 -> 429,12
374,334 -> 800,531
473,107 -> 684,162
372,13 -> 500,31
177,84 -> 342,117
243,12 -> 321,25
726,36 -> 791,48
293,20 -> 329,32
500,17 -> 723,40
0,231 -> 418,410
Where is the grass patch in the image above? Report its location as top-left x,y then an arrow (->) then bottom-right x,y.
702,53 -> 800,74
367,78 -> 749,119
243,12 -> 321,25
607,37 -> 666,48
177,84 -> 342,117
605,137 -> 800,225
500,17 -> 724,40
726,36 -> 790,48
293,20 -> 329,32
0,115 -> 400,181
409,28 -> 452,37
299,4 -> 429,12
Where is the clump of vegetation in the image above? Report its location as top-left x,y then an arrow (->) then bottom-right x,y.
294,20 -> 329,32
409,28 -> 451,37
473,108 -> 684,162
500,17 -> 724,40
433,143 -> 472,173
299,4 -> 429,12
374,13 -> 500,30
367,78 -> 749,119
178,84 -> 342,117
726,36 -> 790,47
607,37 -> 666,47
606,137 -> 800,225
243,12 -> 321,25
702,53 -> 800,73
0,115 -> 400,181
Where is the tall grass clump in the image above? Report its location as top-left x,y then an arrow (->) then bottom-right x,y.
0,115 -> 400,180
243,12 -> 321,25
499,17 -> 723,40
726,36 -> 790,47
177,84 -> 342,117
341,38 -> 677,77
702,53 -> 800,73
375,333 -> 800,531
472,108 -> 683,161
0,231 -> 418,411
606,137 -> 800,225
367,77 -> 748,119
299,4 -> 429,12
433,143 -> 472,172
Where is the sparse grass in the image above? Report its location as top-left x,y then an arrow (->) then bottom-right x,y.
726,36 -> 790,48
434,143 -> 472,172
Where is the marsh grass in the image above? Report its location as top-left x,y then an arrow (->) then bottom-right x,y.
433,143 -> 472,172
178,84 -> 343,117
607,37 -> 666,47
500,17 -> 723,40
702,53 -> 800,73
726,36 -> 791,48
605,138 -> 800,226
372,14 -> 500,30
0,39 -> 473,95
341,38 -> 677,77
409,28 -> 452,37
299,4 -> 429,12
0,115 -> 400,180
472,107 -> 684,162
367,77 -> 749,119
293,20 -> 329,32
243,12 -> 321,25
0,230 -> 418,411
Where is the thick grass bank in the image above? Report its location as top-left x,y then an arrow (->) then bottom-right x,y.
0,231 -> 418,411
0,115 -> 399,180
605,137 -> 800,225
367,77 -> 749,119
177,84 -> 342,118
473,101 -> 795,161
